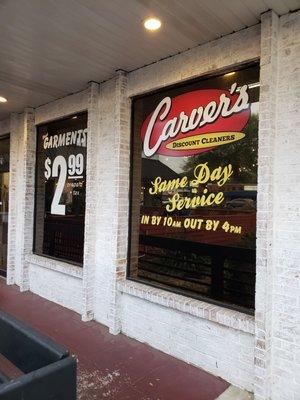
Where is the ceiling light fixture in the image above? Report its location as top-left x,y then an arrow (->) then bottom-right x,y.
0,96 -> 7,103
143,17 -> 162,31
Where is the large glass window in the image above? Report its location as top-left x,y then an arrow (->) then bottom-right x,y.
128,64 -> 259,313
34,113 -> 87,265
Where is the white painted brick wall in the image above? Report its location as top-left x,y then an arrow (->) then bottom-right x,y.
121,293 -> 254,390
29,262 -> 83,314
127,24 -> 261,96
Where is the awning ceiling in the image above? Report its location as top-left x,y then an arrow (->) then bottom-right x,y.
0,0 -> 299,120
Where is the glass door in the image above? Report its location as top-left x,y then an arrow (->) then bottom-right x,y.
0,136 -> 9,277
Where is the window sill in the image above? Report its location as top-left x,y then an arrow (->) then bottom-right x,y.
26,254 -> 83,279
118,279 -> 255,335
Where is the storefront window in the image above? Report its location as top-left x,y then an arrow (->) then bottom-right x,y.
128,64 -> 259,313
34,113 -> 87,265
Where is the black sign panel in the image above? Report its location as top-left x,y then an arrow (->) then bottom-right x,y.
34,113 -> 87,265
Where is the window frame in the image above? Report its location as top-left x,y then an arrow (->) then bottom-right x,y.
126,61 -> 260,316
33,111 -> 88,267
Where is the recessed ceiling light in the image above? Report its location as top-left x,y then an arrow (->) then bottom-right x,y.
143,17 -> 162,31
72,116 -> 78,119
0,96 -> 7,103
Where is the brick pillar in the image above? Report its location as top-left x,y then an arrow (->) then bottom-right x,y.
6,113 -> 19,285
7,109 -> 36,289
268,10 -> 300,400
109,70 -> 131,335
19,108 -> 36,291
254,11 -> 279,400
82,81 -> 100,322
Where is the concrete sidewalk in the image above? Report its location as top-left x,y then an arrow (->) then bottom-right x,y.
0,278 -> 229,399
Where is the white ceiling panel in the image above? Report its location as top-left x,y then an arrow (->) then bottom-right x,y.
0,0 -> 299,120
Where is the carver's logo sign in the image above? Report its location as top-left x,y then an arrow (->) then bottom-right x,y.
141,83 -> 251,157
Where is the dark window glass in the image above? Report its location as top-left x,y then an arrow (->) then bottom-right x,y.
0,136 -> 10,276
129,64 -> 259,313
0,136 -> 9,173
34,113 -> 87,265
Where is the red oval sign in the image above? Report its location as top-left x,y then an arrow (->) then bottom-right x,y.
141,85 -> 251,157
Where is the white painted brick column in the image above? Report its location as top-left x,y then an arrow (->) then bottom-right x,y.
92,71 -> 130,331
7,109 -> 36,290
255,11 -> 300,399
19,108 -> 36,291
108,70 -> 131,335
254,11 -> 279,400
82,81 -> 100,322
271,10 -> 300,400
6,113 -> 19,285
